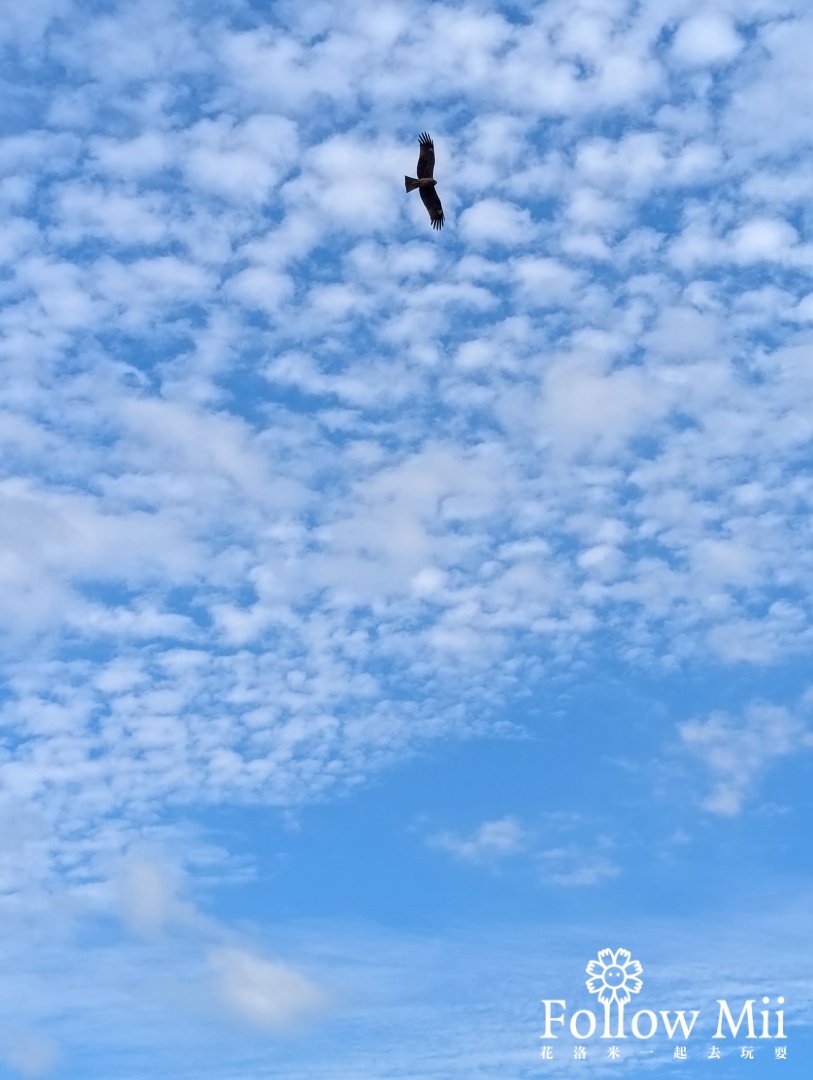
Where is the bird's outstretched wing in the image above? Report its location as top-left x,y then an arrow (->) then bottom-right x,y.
420,185 -> 444,230
417,132 -> 435,179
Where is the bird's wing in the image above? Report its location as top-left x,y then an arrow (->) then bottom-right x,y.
417,132 -> 435,179
420,185 -> 444,230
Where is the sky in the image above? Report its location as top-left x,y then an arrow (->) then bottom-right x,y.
1,0 -> 813,1075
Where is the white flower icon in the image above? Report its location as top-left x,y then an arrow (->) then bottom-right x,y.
586,948 -> 643,1005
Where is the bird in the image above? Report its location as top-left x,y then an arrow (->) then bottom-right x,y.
405,132 -> 444,230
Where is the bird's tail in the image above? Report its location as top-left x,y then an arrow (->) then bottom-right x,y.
405,176 -> 420,192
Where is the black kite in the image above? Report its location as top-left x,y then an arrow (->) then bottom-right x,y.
405,132 -> 444,230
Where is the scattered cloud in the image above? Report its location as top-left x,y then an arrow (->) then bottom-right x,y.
428,816 -> 620,887
540,848 -> 620,888
2,0 -> 813,1068
0,0 -> 811,895
427,817 -> 526,864
678,701 -> 813,815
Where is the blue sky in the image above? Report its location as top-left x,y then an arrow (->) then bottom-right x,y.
1,0 -> 813,1075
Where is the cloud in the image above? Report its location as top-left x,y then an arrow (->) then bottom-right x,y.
427,816 -> 619,886
2,2 -> 813,1074
678,701 -> 813,815
671,13 -> 743,68
459,199 -> 536,246
210,947 -> 331,1031
118,855 -> 200,937
113,853 -> 335,1038
427,817 -> 525,864
540,847 -> 620,887
1,0 -> 813,952
729,217 -> 799,263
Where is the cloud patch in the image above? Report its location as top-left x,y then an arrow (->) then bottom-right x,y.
211,947 -> 331,1031
679,701 -> 813,815
427,817 -> 526,864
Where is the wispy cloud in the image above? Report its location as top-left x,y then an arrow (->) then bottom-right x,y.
427,817 -> 526,864
539,846 -> 620,887
428,816 -> 619,886
211,947 -> 331,1031
679,701 -> 813,815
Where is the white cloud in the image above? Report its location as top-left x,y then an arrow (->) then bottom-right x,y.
427,816 -> 620,887
671,12 -> 743,68
0,0 -> 812,919
428,818 -> 525,864
511,256 -> 584,307
211,947 -> 330,1030
459,199 -> 535,245
729,217 -> 799,263
732,14 -> 813,156
540,848 -> 620,887
183,115 -> 299,203
3,2 -> 813,1073
539,353 -> 673,456
118,856 -> 201,937
679,702 -> 813,815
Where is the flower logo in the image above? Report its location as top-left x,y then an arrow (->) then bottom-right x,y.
586,948 -> 643,1008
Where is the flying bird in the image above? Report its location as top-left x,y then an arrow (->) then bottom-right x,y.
405,132 -> 444,230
